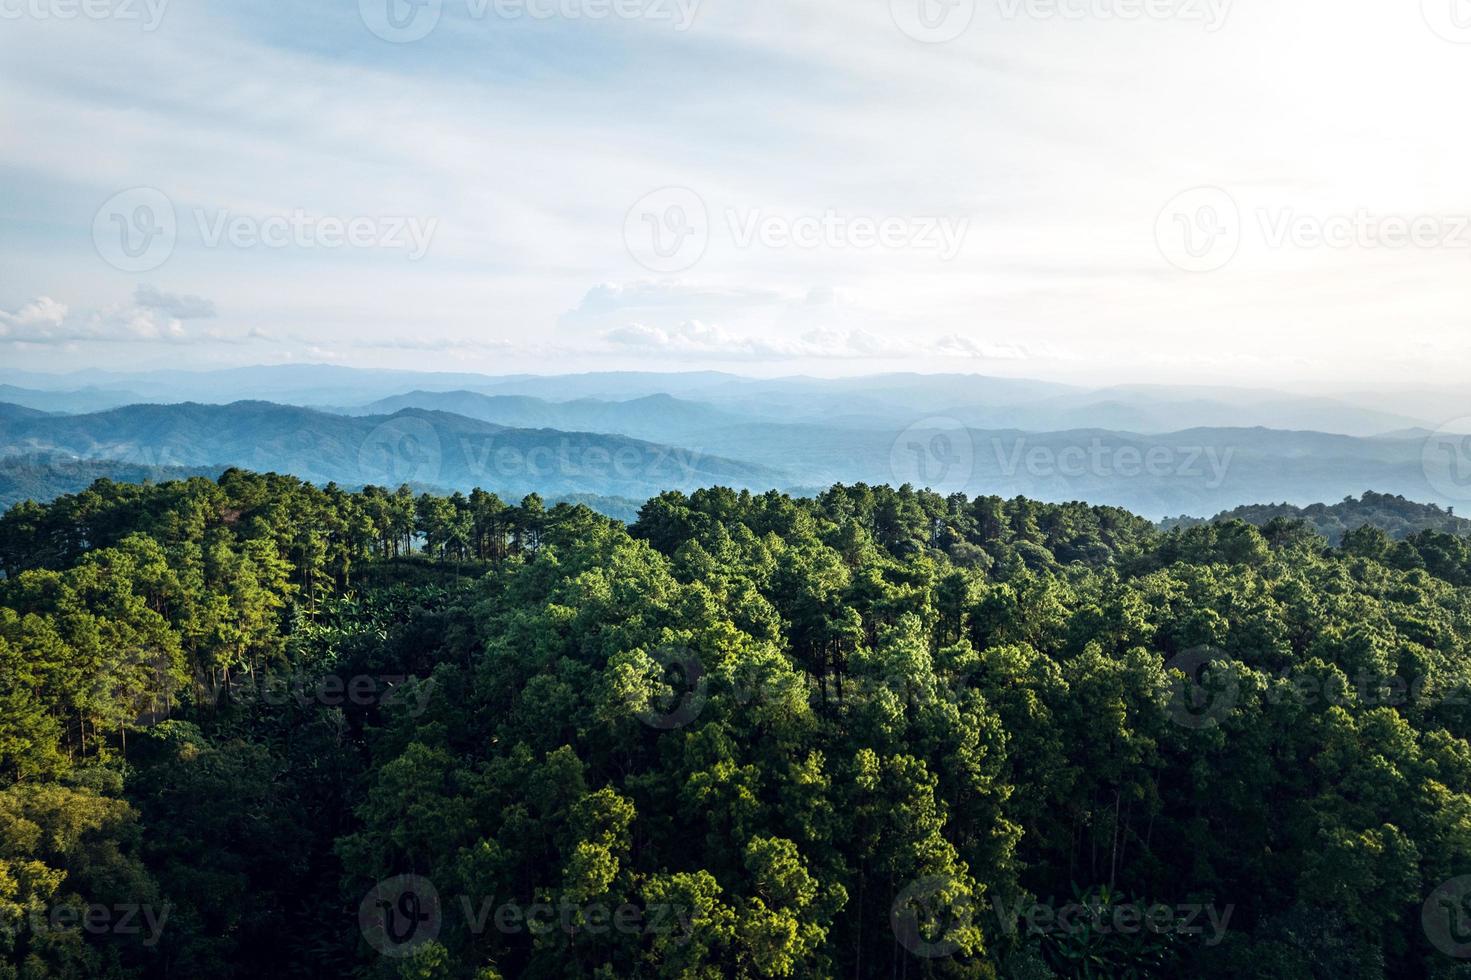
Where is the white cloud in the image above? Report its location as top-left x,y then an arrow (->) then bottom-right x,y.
567,281 -> 782,317
134,284 -> 218,320
932,334 -> 1031,360
0,298 -> 69,339
603,321 -> 1034,362
2,294 -> 234,346
351,336 -> 517,353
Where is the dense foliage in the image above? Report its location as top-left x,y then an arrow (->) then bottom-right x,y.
0,454 -> 223,511
4,472 -> 1471,977
1162,491 -> 1471,546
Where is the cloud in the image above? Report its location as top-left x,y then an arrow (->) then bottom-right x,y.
0,296 -> 183,344
604,321 -> 757,355
603,321 -> 1032,362
0,297 -> 69,340
932,334 -> 1030,360
565,281 -> 783,320
351,336 -> 516,352
134,284 -> 218,320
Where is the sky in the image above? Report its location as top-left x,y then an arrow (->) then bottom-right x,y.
1,0 -> 1470,386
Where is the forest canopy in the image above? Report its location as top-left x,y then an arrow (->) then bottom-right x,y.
3,471 -> 1471,977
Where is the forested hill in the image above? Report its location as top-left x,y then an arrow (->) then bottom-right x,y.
0,452 -> 226,510
1162,491 -> 1471,545
8,473 -> 1471,976
0,400 -> 781,499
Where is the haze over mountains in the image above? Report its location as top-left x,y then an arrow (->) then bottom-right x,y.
1,365 -> 1468,518
0,365 -> 1457,434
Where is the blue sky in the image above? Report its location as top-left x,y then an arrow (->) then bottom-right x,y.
2,0 -> 1469,385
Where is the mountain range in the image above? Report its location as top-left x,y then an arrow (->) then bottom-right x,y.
0,366 -> 1467,520
0,366 -> 1461,435
0,401 -> 779,503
